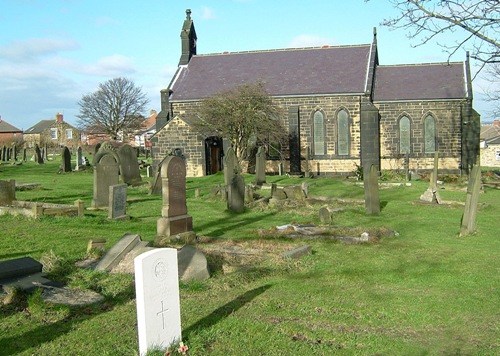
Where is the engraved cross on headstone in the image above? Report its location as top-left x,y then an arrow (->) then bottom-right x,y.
157,300 -> 169,330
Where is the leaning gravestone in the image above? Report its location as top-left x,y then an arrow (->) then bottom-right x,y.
134,248 -> 182,356
0,179 -> 16,205
61,146 -> 72,173
34,144 -> 44,164
363,164 -> 380,214
460,164 -> 482,236
108,184 -> 128,219
117,144 -> 143,186
255,146 -> 266,185
157,156 -> 193,238
91,143 -> 120,209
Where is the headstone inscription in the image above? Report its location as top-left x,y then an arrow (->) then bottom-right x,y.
61,146 -> 72,172
255,146 -> 266,185
134,248 -> 182,356
91,143 -> 120,209
108,184 -> 128,219
460,164 -> 482,236
117,144 -> 143,186
157,156 -> 193,237
363,164 -> 380,214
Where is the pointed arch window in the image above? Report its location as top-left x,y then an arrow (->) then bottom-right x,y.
399,116 -> 411,154
337,109 -> 349,156
424,114 -> 436,153
313,110 -> 325,156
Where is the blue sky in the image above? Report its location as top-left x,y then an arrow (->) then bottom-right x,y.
0,0 -> 494,130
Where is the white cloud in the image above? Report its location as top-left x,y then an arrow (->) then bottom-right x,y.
201,6 -> 216,20
81,54 -> 137,77
0,38 -> 79,61
288,35 -> 335,48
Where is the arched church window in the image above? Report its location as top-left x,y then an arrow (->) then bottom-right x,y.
337,109 -> 349,156
424,114 -> 436,153
313,110 -> 325,155
399,116 -> 411,154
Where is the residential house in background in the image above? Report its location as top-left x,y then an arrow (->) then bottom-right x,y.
480,120 -> 500,167
133,110 -> 158,148
0,117 -> 23,145
24,113 -> 81,148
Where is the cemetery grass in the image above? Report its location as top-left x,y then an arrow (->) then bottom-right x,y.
0,161 -> 498,355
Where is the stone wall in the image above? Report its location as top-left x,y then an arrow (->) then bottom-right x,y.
481,144 -> 500,167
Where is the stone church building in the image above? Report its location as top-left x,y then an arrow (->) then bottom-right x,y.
151,10 -> 480,177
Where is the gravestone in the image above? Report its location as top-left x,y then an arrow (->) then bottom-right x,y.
177,245 -> 210,282
34,144 -> 44,164
117,144 -> 143,186
75,146 -> 84,170
44,143 -> 48,160
228,174 -> 245,212
223,147 -> 237,188
288,106 -> 302,175
363,164 -> 380,214
23,148 -> 27,162
460,164 -> 482,236
0,179 -> 16,205
1,145 -> 5,161
255,146 -> 266,185
157,156 -> 193,237
420,152 -> 442,203
134,248 -> 182,356
108,184 -> 128,219
91,144 -> 120,209
13,145 -> 17,161
61,146 -> 72,172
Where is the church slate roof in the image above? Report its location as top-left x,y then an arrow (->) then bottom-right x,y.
373,62 -> 466,101
0,120 -> 22,133
169,45 -> 373,101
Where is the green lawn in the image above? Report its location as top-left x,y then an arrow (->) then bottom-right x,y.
0,159 -> 499,355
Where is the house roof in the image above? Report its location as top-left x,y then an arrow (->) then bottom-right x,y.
24,120 -> 54,134
169,45 -> 374,101
0,119 -> 22,133
373,62 -> 467,101
481,122 -> 500,141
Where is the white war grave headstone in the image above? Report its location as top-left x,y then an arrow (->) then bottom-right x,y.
134,248 -> 182,356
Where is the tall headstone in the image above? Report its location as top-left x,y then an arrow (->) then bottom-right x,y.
288,106 -> 302,175
157,156 -> 193,237
460,164 -> 482,236
134,249 -> 182,356
108,184 -> 128,219
1,146 -> 5,161
363,164 -> 380,214
223,147 -> 237,187
75,146 -> 83,170
228,174 -> 245,213
117,144 -> 143,186
255,146 -> 266,185
0,179 -> 16,205
12,145 -> 17,161
61,146 -> 72,172
44,143 -> 49,161
91,143 -> 120,209
420,152 -> 442,203
34,144 -> 44,164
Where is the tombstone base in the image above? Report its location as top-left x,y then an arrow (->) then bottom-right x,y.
157,215 -> 193,238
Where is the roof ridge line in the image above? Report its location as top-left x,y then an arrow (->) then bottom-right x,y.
195,44 -> 372,57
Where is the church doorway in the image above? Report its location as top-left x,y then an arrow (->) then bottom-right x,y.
205,136 -> 223,175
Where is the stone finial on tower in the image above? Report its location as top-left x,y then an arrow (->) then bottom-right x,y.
179,9 -> 197,65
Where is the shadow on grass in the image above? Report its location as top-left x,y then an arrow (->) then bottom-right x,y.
0,251 -> 42,261
183,284 -> 272,340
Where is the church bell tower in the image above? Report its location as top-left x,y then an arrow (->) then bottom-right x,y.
179,9 -> 197,65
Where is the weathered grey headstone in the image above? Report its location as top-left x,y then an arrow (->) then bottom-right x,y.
34,144 -> 43,164
117,144 -> 143,186
61,146 -> 72,172
223,147 -> 237,187
460,164 -> 482,236
134,248 -> 182,356
177,245 -> 210,282
108,184 -> 128,219
228,174 -> 245,212
255,146 -> 266,185
91,144 -> 120,209
44,143 -> 49,160
363,164 -> 380,214
1,145 -> 5,161
157,156 -> 193,238
22,148 -> 27,162
95,234 -> 141,272
87,239 -> 106,253
0,179 -> 16,205
319,206 -> 333,224
75,146 -> 83,170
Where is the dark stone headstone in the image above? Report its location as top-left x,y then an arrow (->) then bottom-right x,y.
34,144 -> 44,164
157,156 -> 193,238
0,257 -> 42,280
117,145 -> 142,186
360,102 -> 380,171
23,148 -> 27,162
288,106 -> 302,174
108,184 -> 128,219
363,164 -> 380,215
0,179 -> 16,205
228,174 -> 245,213
91,144 -> 120,209
1,146 -> 5,161
61,146 -> 72,172
13,145 -> 17,161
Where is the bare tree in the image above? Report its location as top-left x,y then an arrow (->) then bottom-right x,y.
372,0 -> 500,75
77,77 -> 149,140
194,81 -> 287,163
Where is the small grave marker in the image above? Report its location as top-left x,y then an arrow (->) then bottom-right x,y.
108,184 -> 128,219
134,248 -> 182,356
